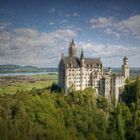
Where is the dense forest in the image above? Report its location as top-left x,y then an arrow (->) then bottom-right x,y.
0,76 -> 140,140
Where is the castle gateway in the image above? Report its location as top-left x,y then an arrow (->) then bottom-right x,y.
58,39 -> 129,102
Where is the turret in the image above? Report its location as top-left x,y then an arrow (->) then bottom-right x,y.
122,56 -> 129,79
80,49 -> 84,59
123,56 -> 128,65
108,66 -> 112,75
61,53 -> 64,60
80,49 -> 84,66
68,39 -> 77,57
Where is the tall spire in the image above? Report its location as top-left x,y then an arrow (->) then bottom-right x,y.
71,38 -> 75,45
61,53 -> 64,60
68,39 -> 77,57
80,49 -> 84,59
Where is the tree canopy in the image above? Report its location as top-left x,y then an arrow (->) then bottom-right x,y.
0,76 -> 140,140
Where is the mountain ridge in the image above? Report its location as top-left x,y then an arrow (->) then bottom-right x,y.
0,64 -> 58,73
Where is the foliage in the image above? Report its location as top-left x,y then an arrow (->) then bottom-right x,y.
0,76 -> 140,140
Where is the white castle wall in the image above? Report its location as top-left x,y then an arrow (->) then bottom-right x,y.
58,40 -> 129,103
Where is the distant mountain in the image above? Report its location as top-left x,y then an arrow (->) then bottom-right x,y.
0,64 -> 58,73
0,65 -> 139,75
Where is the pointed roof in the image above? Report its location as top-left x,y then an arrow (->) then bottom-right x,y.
71,39 -> 75,46
80,49 -> 84,59
68,39 -> 77,57
63,56 -> 102,68
123,56 -> 128,60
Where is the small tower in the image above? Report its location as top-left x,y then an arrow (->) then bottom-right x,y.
80,49 -> 85,90
108,67 -> 112,75
61,53 -> 64,60
80,49 -> 84,66
122,56 -> 129,79
68,39 -> 77,57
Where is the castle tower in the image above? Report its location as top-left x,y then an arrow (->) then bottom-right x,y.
108,67 -> 112,75
68,39 -> 77,57
122,56 -> 129,79
80,49 -> 84,63
80,49 -> 85,90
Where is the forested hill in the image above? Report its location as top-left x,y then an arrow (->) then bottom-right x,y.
0,76 -> 140,140
0,64 -> 57,73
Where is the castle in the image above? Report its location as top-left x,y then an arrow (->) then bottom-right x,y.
58,39 -> 129,102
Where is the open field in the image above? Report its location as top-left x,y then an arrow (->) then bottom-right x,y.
0,67 -> 139,95
0,74 -> 57,95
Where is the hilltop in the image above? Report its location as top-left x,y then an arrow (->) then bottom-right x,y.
0,64 -> 57,73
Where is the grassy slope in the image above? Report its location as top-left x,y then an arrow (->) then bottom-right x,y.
0,74 -> 57,95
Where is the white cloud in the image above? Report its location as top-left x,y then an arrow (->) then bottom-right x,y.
49,22 -> 54,25
89,15 -> 140,38
65,13 -> 79,18
117,15 -> 140,38
50,8 -> 56,13
0,23 -> 7,30
61,19 -> 68,23
0,22 -> 139,67
79,42 -> 139,57
73,12 -> 79,17
66,14 -> 70,17
104,28 -> 120,38
0,23 -> 11,48
78,41 -> 140,67
89,17 -> 114,28
0,26 -> 77,67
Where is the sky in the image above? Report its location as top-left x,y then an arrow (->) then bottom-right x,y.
0,0 -> 140,68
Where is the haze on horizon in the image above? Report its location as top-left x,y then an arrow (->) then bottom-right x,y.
0,0 -> 140,68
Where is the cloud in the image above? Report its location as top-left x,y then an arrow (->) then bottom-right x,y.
73,12 -> 79,17
66,14 -> 70,17
50,8 -> 56,13
78,41 -> 140,67
0,23 -> 6,30
0,22 -> 139,67
0,23 -> 11,48
65,13 -> 79,18
61,19 -> 68,23
104,28 -> 120,38
0,26 -> 77,67
0,22 -> 10,30
89,15 -> 140,39
89,17 -> 114,29
117,15 -> 140,38
79,42 -> 140,58
49,22 -> 54,25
